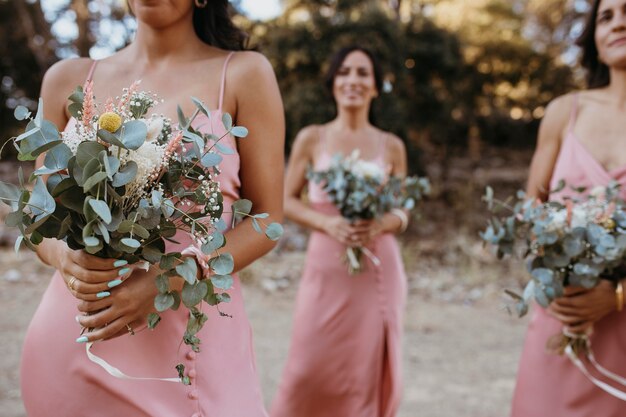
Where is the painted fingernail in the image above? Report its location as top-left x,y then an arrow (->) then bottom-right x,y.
76,336 -> 88,343
75,315 -> 81,323
118,267 -> 131,276
107,279 -> 123,288
113,260 -> 128,267
96,291 -> 110,298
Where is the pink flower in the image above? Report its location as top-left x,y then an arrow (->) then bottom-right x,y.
82,80 -> 96,130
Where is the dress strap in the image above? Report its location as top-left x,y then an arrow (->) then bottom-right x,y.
378,132 -> 388,162
85,60 -> 98,85
218,52 -> 236,112
568,93 -> 579,132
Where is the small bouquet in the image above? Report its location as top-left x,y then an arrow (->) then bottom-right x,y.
308,150 -> 430,274
481,181 -> 626,355
0,81 -> 282,383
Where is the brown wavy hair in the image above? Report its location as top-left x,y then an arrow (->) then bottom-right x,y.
576,0 -> 610,88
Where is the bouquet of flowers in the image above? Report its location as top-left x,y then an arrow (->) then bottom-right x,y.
308,150 -> 430,274
0,81 -> 282,383
481,181 -> 626,355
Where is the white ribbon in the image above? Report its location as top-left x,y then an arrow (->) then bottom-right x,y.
345,246 -> 381,271
82,261 -> 180,383
86,342 -> 181,383
360,246 -> 381,267
564,331 -> 626,401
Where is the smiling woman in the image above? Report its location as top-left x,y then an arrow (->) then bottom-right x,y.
270,46 -> 409,417
511,0 -> 626,415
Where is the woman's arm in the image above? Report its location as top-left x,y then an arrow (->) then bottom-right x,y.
217,51 -> 285,272
283,126 -> 361,246
525,94 -> 571,200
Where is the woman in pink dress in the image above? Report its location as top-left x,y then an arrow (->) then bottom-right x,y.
20,1 -> 284,416
270,46 -> 409,417
511,0 -> 626,415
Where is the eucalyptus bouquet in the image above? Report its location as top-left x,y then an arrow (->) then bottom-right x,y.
0,81 -> 282,383
308,150 -> 430,274
481,181 -> 626,354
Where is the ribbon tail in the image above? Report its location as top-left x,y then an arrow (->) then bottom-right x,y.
86,342 -> 181,383
360,246 -> 381,267
345,247 -> 360,269
565,344 -> 626,401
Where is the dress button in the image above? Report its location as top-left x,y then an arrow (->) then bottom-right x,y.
188,369 -> 197,378
186,351 -> 196,360
188,389 -> 199,400
191,413 -> 201,417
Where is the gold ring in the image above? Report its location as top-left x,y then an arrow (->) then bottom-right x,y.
67,276 -> 77,291
126,324 -> 135,336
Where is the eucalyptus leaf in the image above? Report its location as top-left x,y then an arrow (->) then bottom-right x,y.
121,237 -> 141,248
211,274 -> 233,290
210,253 -> 234,275
155,293 -> 175,312
182,280 -> 209,308
176,257 -> 198,284
265,222 -> 284,241
221,113 -> 232,130
88,199 -> 112,223
112,162 -> 138,187
14,106 -> 31,121
230,126 -> 248,138
28,177 -> 55,221
119,120 -> 147,150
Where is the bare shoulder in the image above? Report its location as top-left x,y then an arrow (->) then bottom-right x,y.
542,92 -> 577,129
292,124 -> 323,154
382,131 -> 406,157
228,51 -> 276,84
42,58 -> 94,96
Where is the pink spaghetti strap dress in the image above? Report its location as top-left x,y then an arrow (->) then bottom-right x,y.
511,95 -> 626,416
20,53 -> 269,417
270,127 -> 407,417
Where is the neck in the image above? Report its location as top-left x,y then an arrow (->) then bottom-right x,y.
607,68 -> 626,107
334,106 -> 371,130
126,17 -> 207,65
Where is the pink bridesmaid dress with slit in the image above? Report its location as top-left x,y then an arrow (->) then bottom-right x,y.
20,53 -> 269,417
511,95 -> 626,416
270,127 -> 407,417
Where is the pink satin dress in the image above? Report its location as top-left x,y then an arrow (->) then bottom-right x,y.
511,95 -> 626,416
270,128 -> 407,417
20,54 -> 269,417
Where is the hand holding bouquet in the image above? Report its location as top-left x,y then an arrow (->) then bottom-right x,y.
481,181 -> 626,354
0,82 -> 283,383
308,150 -> 430,274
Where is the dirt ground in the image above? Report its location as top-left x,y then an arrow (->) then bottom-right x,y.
0,244 -> 529,417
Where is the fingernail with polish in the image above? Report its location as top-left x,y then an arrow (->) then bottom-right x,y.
76,336 -> 88,343
118,267 -> 131,276
75,315 -> 81,323
96,291 -> 110,298
113,260 -> 128,267
107,279 -> 122,288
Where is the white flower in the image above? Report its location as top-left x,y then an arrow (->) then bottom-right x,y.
351,159 -> 385,180
546,209 -> 568,232
590,186 -> 606,199
143,117 -> 164,142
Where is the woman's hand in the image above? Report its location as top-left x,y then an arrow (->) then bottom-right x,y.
75,264 -> 165,342
321,215 -> 365,247
349,214 -> 403,247
548,280 -> 619,333
53,242 -> 131,301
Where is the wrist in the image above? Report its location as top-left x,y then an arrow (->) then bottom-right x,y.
389,209 -> 408,233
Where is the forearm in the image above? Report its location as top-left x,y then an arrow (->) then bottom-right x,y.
35,238 -> 63,270
380,211 -> 405,234
284,196 -> 329,233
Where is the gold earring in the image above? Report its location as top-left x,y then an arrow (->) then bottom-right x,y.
194,0 -> 208,8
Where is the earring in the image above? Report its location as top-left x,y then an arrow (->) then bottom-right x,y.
194,0 -> 208,8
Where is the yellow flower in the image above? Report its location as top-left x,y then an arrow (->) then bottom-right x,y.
601,218 -> 616,230
98,112 -> 122,133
